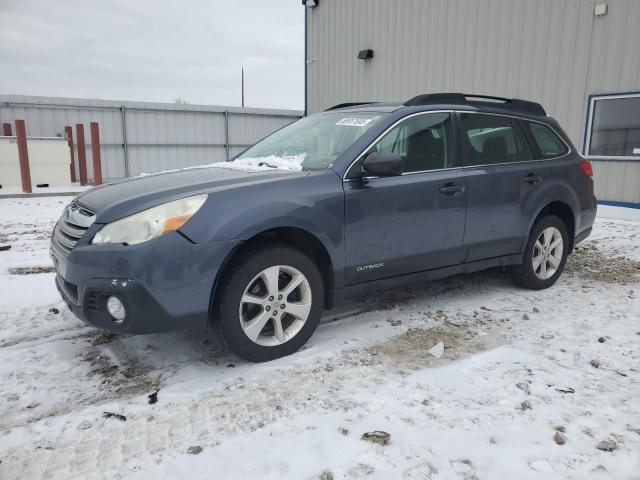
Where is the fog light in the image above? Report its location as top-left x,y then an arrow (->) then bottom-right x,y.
106,296 -> 126,324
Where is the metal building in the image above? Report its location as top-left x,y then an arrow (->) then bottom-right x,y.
0,95 -> 303,181
304,0 -> 640,207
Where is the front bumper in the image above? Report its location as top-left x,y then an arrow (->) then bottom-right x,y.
51,231 -> 238,334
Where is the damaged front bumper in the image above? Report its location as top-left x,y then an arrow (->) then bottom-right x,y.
51,231 -> 238,334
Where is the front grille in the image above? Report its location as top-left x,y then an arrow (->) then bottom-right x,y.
52,202 -> 96,256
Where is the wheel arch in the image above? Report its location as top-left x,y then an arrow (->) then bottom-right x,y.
208,226 -> 336,326
529,201 -> 576,252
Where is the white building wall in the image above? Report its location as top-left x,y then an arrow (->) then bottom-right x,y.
305,0 -> 640,204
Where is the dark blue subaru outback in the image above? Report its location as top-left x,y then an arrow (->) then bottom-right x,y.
51,93 -> 596,361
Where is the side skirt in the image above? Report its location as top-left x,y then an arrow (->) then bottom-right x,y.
333,254 -> 523,303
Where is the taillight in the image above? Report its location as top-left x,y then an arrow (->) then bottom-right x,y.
580,159 -> 593,177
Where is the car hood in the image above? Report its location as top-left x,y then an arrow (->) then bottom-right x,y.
75,165 -> 306,223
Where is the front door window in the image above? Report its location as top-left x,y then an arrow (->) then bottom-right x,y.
372,112 -> 454,173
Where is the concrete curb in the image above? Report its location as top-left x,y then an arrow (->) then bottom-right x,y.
0,191 -> 83,199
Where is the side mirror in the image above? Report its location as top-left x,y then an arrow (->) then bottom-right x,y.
362,152 -> 403,177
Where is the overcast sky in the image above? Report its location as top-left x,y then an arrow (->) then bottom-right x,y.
0,0 -> 304,110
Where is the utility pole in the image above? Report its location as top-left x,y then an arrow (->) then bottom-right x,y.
241,66 -> 245,107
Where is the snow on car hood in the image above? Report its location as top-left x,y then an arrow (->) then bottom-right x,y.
135,154 -> 305,178
211,154 -> 305,172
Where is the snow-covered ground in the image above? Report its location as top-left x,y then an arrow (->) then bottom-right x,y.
1,197 -> 639,480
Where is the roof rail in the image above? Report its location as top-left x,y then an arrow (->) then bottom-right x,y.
404,93 -> 546,116
325,102 -> 375,111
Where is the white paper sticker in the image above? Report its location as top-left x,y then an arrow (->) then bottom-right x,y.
633,147 -> 640,155
335,117 -> 373,127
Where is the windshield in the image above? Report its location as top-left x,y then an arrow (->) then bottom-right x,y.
228,111 -> 386,171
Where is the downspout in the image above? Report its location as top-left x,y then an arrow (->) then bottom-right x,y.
304,4 -> 308,116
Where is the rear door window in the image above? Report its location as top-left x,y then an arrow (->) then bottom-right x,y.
523,121 -> 569,158
460,113 -> 531,165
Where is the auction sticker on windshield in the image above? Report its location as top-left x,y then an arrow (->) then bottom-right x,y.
335,117 -> 374,127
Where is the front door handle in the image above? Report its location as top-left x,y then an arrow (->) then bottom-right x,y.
439,183 -> 465,195
523,173 -> 542,184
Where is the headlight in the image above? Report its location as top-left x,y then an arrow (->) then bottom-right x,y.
92,194 -> 208,245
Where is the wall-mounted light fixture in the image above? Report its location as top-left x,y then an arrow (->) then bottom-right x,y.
358,49 -> 374,60
302,0 -> 318,7
594,3 -> 608,16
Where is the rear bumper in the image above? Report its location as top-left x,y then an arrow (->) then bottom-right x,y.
574,226 -> 592,246
52,232 -> 238,334
574,205 -> 597,247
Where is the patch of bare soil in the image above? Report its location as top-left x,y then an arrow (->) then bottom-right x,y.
375,312 -> 493,367
342,308 -> 505,374
566,242 -> 640,284
0,327 -> 93,349
8,266 -> 55,275
0,226 -> 54,240
81,345 -> 161,399
374,327 -> 464,362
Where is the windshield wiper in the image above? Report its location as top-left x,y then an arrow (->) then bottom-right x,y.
258,161 -> 278,169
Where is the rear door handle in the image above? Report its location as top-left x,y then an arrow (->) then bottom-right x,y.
523,173 -> 542,184
439,183 -> 465,195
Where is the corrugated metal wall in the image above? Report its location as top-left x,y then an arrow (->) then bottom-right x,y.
306,0 -> 640,204
0,95 -> 303,181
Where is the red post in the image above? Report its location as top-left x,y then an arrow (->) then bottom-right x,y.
64,126 -> 77,182
2,123 -> 11,136
15,120 -> 32,193
76,124 -> 88,186
90,122 -> 103,185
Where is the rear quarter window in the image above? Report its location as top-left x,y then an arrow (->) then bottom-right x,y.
524,121 -> 569,159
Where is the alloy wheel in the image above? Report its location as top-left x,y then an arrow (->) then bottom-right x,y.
532,226 -> 563,280
239,265 -> 312,347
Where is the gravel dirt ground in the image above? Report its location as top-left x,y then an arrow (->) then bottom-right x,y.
0,197 -> 639,479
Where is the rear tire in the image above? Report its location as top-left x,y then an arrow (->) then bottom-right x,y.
510,215 -> 569,290
213,244 -> 324,362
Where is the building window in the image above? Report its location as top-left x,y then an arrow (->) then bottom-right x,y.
586,93 -> 640,159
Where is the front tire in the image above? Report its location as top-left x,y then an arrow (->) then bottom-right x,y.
511,215 -> 569,290
213,244 -> 325,362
